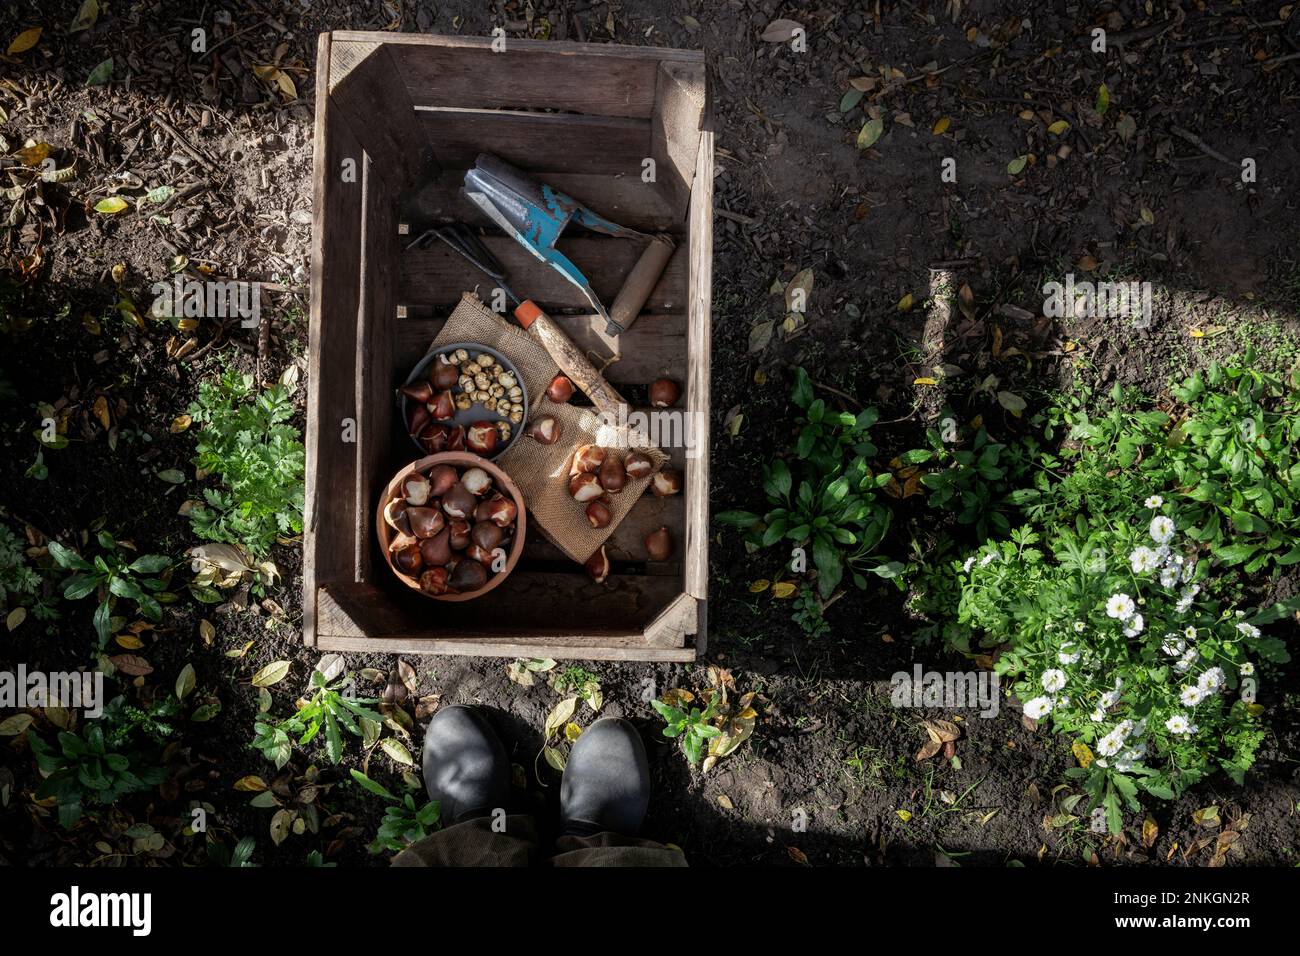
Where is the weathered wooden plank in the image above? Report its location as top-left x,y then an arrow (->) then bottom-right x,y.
400,236 -> 688,314
401,170 -> 680,235
329,43 -> 432,188
305,34 -> 364,647
354,155 -> 399,585
317,573 -> 683,638
416,109 -> 650,176
683,130 -> 713,608
330,32 -> 702,118
650,59 -> 708,220
393,313 -> 687,386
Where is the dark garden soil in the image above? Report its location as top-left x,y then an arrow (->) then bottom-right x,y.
2,0 -> 1300,868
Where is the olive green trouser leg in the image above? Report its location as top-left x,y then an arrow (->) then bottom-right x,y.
391,815 -> 687,867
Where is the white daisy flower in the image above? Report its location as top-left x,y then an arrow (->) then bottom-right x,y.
1236,622 -> 1260,639
979,552 -> 998,567
1073,620 -> 1086,633
1145,495 -> 1164,509
1149,515 -> 1175,544
1239,662 -> 1255,676
1114,742 -> 1147,773
962,557 -> 976,573
1090,707 -> 1107,722
1130,546 -> 1159,574
1097,728 -> 1128,757
1162,635 -> 1186,657
1198,667 -> 1225,693
1180,685 -> 1205,706
1123,613 -> 1145,637
1183,625 -> 1197,640
1130,720 -> 1147,739
1042,669 -> 1067,693
1023,696 -> 1053,720
1089,806 -> 1109,833
1159,567 -> 1180,588
1106,593 -> 1136,620
1099,689 -> 1121,709
1165,714 -> 1191,735
1058,644 -> 1082,665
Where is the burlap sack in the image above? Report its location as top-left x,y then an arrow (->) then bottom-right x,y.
426,293 -> 666,564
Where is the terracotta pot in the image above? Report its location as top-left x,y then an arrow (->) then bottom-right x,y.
376,452 -> 526,602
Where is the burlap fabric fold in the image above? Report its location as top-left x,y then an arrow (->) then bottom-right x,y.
424,293 -> 666,564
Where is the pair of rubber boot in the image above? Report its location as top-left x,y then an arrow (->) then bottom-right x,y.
423,705 -> 650,837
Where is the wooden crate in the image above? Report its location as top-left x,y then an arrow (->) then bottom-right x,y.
305,32 -> 712,661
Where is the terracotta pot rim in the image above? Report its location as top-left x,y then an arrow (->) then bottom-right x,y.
376,452 -> 526,602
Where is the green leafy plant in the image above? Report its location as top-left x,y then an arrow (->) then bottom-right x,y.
902,418 -> 1035,539
946,510 -> 1284,833
29,699 -> 168,827
188,370 -> 305,558
350,770 -> 441,853
718,368 -> 901,602
252,670 -> 381,768
549,665 -> 603,711
652,690 -> 722,766
208,836 -> 257,867
0,523 -> 58,622
1022,357 -> 1300,572
47,534 -> 173,646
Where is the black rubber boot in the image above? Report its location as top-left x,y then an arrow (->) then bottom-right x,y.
560,717 -> 650,837
421,705 -> 510,823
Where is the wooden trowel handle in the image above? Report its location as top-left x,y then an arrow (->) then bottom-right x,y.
514,300 -> 626,416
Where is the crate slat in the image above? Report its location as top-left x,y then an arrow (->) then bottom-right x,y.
305,33 -> 363,646
399,236 -> 687,313
393,314 -> 687,386
416,109 -> 651,176
402,171 -> 681,234
354,154 -> 399,585
335,31 -> 702,119
684,130 -> 713,630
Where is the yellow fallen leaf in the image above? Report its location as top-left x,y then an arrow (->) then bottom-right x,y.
115,634 -> 144,649
93,395 -> 110,430
1142,816 -> 1159,848
932,116 -> 950,135
1072,740 -> 1095,769
913,376 -> 938,386
897,292 -> 914,311
15,143 -> 51,167
771,581 -> 797,599
94,196 -> 130,215
1047,119 -> 1070,135
199,619 -> 216,645
170,413 -> 192,433
8,27 -> 42,55
1140,207 -> 1155,224
5,607 -> 26,631
749,579 -> 771,593
896,809 -> 913,822
234,775 -> 268,792
564,721 -> 583,743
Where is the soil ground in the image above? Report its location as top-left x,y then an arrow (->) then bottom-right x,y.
2,0 -> 1299,867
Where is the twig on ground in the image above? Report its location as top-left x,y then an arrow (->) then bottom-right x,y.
151,115 -> 217,172
1169,125 -> 1236,166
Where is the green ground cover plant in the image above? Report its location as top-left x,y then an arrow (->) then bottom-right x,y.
252,670 -> 382,768
911,356 -> 1300,832
188,369 -> 305,558
48,535 -> 173,647
718,368 -> 902,602
29,697 -> 170,827
350,770 -> 442,854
